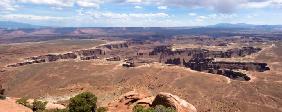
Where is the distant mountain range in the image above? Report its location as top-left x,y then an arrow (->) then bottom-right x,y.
0,21 -> 45,29
208,23 -> 282,29
1,21 -> 282,30
208,23 -> 254,28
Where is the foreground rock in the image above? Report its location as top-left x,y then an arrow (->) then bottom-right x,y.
0,98 -> 32,112
152,92 -> 197,112
107,91 -> 196,112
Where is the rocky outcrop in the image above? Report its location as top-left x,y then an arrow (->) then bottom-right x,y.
103,42 -> 129,50
30,53 -> 77,62
122,62 -> 135,68
210,62 -> 270,72
74,49 -> 104,60
152,92 -> 197,112
152,45 -> 268,81
0,98 -> 32,112
150,46 -> 261,59
7,48 -> 105,67
107,91 -> 149,112
149,45 -> 172,55
106,56 -> 121,61
207,69 -> 251,81
165,58 -> 182,65
207,47 -> 262,58
107,91 -> 196,112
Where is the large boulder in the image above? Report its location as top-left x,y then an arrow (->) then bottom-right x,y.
107,91 -> 197,112
107,91 -> 149,112
152,92 -> 197,112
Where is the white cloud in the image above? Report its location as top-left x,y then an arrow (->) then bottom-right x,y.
119,0 -> 282,13
76,0 -> 101,8
17,0 -> 103,8
158,6 -> 167,10
195,16 -> 207,22
0,0 -> 17,12
188,13 -> 197,16
3,0 -> 282,13
18,0 -> 74,7
240,0 -> 282,8
126,0 -> 143,3
1,14 -> 66,21
134,5 -> 143,9
194,13 -> 238,23
90,12 -> 169,19
72,10 -> 171,26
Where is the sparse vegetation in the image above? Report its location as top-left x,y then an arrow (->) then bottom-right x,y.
0,95 -> 6,100
44,108 -> 69,112
133,105 -> 176,112
133,105 -> 155,112
154,105 -> 176,112
68,92 -> 97,112
97,107 -> 108,112
16,98 -> 47,112
32,100 -> 48,112
16,97 -> 30,107
15,92 -> 108,112
0,87 -> 6,100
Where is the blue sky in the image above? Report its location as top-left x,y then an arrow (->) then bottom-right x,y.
0,0 -> 282,27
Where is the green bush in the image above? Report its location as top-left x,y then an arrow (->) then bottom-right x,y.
0,95 -> 6,100
32,99 -> 48,112
97,107 -> 108,112
154,105 -> 176,112
68,92 -> 97,112
16,97 -> 30,107
133,105 -> 155,112
133,105 -> 176,112
44,108 -> 69,112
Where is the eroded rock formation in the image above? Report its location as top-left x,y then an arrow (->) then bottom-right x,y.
74,48 -> 104,60
7,48 -> 105,67
210,62 -> 270,72
103,42 -> 129,50
152,92 -> 197,112
106,56 -> 121,61
150,46 -> 261,59
107,91 -> 196,112
7,42 -> 131,67
152,45 -> 269,81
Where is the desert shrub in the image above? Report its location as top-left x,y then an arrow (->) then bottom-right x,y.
44,108 -> 69,112
0,95 -> 6,100
32,99 -> 48,112
97,107 -> 108,112
133,105 -> 145,112
68,92 -> 97,112
154,105 -> 176,112
133,105 -> 176,112
16,97 -> 31,107
133,105 -> 155,112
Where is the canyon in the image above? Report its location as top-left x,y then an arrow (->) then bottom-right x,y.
0,28 -> 281,112
7,41 -> 269,81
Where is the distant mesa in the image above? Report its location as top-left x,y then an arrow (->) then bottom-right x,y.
0,21 -> 45,29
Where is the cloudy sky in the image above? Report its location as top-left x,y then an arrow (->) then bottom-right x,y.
0,0 -> 282,27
